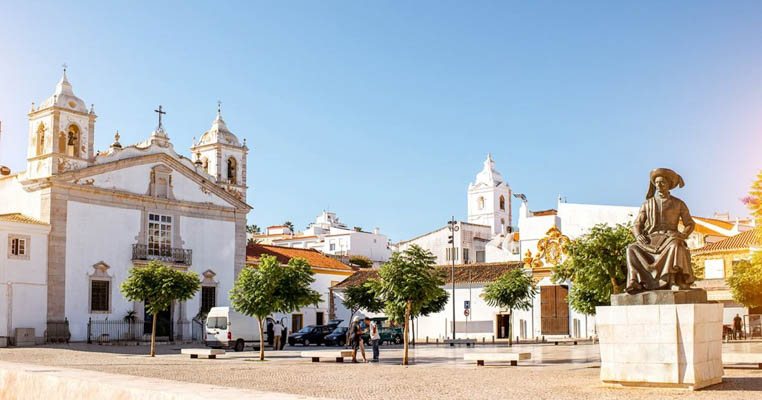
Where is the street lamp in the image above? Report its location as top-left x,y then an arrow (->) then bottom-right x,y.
447,216 -> 459,340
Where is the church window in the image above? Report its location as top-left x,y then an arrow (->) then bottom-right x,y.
8,235 -> 30,260
227,157 -> 237,184
478,196 -> 485,210
90,280 -> 110,312
499,195 -> 505,210
36,123 -> 46,156
201,286 -> 216,314
66,125 -> 80,157
88,262 -> 112,313
148,214 -> 172,258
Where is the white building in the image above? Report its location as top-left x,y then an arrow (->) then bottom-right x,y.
399,222 -> 493,265
0,214 -> 50,345
0,70 -> 250,342
257,211 -> 392,266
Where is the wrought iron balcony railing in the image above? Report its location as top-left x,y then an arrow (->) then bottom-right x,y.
132,244 -> 192,266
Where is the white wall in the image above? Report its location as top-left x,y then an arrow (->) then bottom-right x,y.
65,201 -> 141,341
0,223 -> 50,342
181,216 -> 236,320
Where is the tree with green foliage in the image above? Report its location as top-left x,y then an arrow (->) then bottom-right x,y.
120,261 -> 201,357
742,170 -> 762,223
349,255 -> 373,269
728,251 -> 762,309
230,255 -> 322,360
551,223 -> 635,315
483,267 -> 537,345
368,245 -> 447,365
341,283 -> 385,345
283,221 -> 295,233
246,224 -> 261,235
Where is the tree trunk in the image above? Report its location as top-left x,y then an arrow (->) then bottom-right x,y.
258,317 -> 265,361
403,300 -> 412,365
150,313 -> 157,357
610,276 -> 621,294
346,309 -> 356,347
508,308 -> 513,346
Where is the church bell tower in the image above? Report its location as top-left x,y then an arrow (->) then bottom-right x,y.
190,103 -> 248,202
27,67 -> 96,179
467,154 -> 511,235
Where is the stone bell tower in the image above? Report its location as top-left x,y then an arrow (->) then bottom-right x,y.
190,103 -> 248,202
27,67 -> 96,179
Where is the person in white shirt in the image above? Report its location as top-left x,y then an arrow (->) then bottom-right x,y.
273,321 -> 284,350
369,318 -> 381,362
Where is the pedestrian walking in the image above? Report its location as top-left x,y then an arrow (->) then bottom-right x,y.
369,317 -> 381,363
273,321 -> 284,350
733,314 -> 743,340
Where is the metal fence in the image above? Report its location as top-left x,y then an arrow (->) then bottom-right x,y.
87,318 -> 196,344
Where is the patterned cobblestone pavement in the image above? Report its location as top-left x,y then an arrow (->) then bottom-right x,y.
1,342 -> 761,399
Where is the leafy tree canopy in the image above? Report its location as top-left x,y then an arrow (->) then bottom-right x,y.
742,170 -> 762,223
483,267 -> 537,311
230,254 -> 321,360
368,245 -> 447,364
349,255 -> 373,269
343,282 -> 385,316
552,223 -> 634,315
727,251 -> 762,309
246,224 -> 261,235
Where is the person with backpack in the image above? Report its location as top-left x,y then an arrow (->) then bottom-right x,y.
350,316 -> 367,363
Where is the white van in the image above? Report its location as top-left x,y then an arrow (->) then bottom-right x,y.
205,306 -> 266,351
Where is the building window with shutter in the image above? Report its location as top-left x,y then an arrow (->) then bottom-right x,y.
463,248 -> 469,264
90,280 -> 110,313
8,234 -> 31,260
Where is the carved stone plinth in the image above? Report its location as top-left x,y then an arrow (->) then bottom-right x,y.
596,303 -> 723,390
611,289 -> 708,306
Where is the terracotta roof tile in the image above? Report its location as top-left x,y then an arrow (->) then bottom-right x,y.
333,262 -> 523,289
246,244 -> 352,271
532,209 -> 557,216
693,227 -> 762,255
0,213 -> 47,226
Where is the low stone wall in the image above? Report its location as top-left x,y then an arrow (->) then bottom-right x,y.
0,361 -> 322,400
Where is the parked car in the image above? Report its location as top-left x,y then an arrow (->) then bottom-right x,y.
360,317 -> 403,345
288,325 -> 334,346
205,306 -> 265,352
323,326 -> 348,347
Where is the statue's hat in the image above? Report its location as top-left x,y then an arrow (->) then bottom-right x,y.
646,168 -> 684,198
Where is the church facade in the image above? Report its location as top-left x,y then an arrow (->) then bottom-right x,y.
0,71 -> 250,342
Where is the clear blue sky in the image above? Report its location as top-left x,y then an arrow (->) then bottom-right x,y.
1,1 -> 761,241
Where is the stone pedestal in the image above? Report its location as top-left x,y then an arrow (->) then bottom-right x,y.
596,303 -> 723,390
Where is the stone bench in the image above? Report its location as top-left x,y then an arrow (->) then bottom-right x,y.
301,350 -> 353,363
444,339 -> 477,347
723,352 -> 762,368
181,348 -> 225,359
553,339 -> 578,345
464,352 -> 531,366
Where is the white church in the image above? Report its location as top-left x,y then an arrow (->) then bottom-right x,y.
0,70 -> 250,344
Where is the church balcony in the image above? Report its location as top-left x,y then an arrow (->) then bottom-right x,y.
132,244 -> 192,266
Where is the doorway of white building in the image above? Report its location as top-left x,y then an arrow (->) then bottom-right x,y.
540,285 -> 569,336
144,307 -> 172,339
496,313 -> 511,339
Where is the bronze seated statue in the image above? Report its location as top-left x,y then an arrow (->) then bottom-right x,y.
626,168 -> 696,293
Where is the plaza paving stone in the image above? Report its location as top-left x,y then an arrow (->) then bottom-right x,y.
0,342 -> 761,399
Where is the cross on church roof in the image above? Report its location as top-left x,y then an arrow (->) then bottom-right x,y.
154,105 -> 166,129
62,63 -> 67,73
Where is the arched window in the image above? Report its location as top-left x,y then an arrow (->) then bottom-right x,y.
499,195 -> 505,210
478,196 -> 485,210
66,125 -> 80,157
227,157 -> 237,184
35,123 -> 46,156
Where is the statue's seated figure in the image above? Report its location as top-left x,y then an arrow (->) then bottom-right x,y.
626,168 -> 696,293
